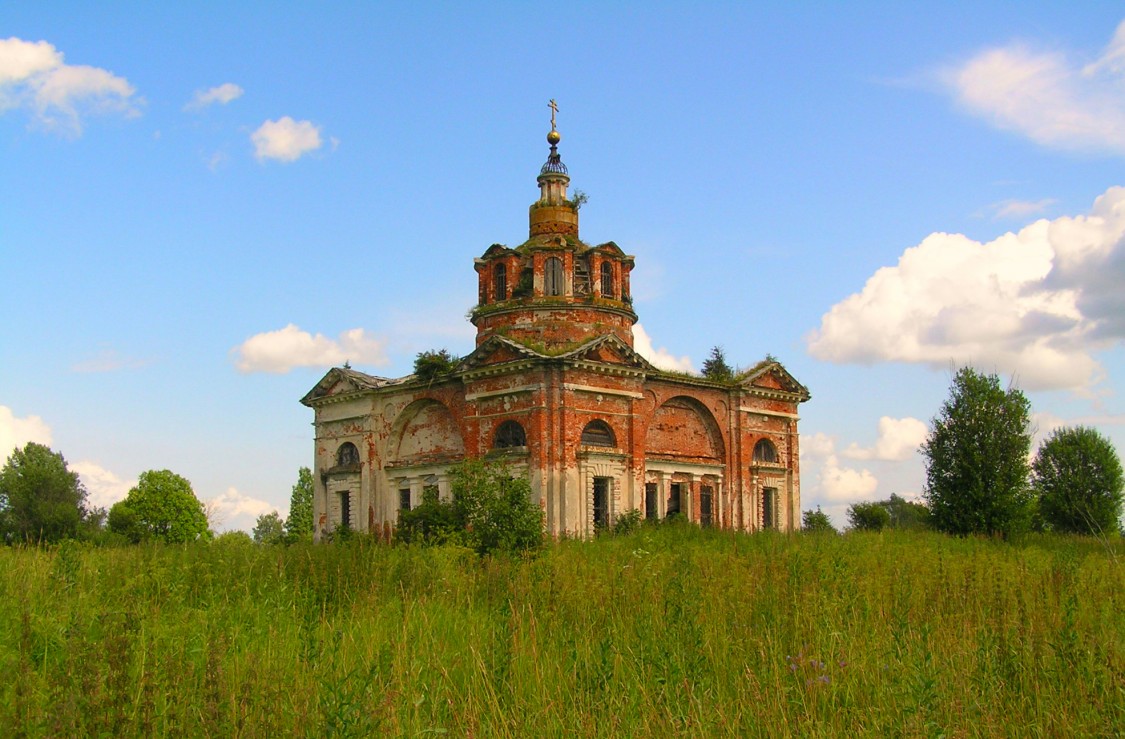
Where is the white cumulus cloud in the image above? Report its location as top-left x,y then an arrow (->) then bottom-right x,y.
800,432 -> 878,503
0,36 -> 139,135
251,116 -> 323,162
233,323 -> 390,374
843,416 -> 928,461
807,185 -> 1125,393
205,487 -> 279,533
185,82 -> 243,110
943,20 -> 1125,154
633,323 -> 694,372
71,460 -> 135,510
0,406 -> 53,457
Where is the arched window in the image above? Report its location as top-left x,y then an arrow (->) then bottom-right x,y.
600,262 -> 614,297
336,442 -> 360,467
494,263 -> 507,301
545,256 -> 564,296
581,420 -> 616,447
753,439 -> 778,464
493,420 -> 527,448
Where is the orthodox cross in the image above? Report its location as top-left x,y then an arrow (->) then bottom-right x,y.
548,99 -> 558,131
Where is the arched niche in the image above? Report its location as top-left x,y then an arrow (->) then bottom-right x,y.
644,396 -> 724,464
389,399 -> 465,464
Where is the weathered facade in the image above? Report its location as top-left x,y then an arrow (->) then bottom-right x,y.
301,120 -> 810,540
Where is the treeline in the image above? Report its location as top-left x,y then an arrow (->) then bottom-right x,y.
803,367 -> 1125,537
0,443 -> 315,546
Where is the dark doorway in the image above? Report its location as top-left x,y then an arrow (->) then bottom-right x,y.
700,486 -> 713,527
667,483 -> 682,518
763,487 -> 777,529
645,483 -> 658,520
593,477 -> 611,529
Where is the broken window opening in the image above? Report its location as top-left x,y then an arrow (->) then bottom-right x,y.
753,439 -> 778,464
399,488 -> 411,512
580,420 -> 616,447
600,262 -> 614,298
336,442 -> 360,467
493,420 -> 527,448
545,256 -> 564,296
494,262 -> 507,301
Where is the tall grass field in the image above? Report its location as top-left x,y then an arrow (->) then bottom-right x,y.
1,527 -> 1122,736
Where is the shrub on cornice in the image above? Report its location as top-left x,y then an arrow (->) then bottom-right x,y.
414,349 -> 460,382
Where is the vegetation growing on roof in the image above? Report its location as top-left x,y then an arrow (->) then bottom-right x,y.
413,349 -> 460,382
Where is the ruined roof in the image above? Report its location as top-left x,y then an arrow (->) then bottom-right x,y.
300,366 -> 412,406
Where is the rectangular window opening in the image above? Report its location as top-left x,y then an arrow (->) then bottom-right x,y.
399,488 -> 412,512
340,491 -> 352,529
700,485 -> 713,527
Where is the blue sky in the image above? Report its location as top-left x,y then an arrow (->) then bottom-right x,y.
3,3 -> 1124,530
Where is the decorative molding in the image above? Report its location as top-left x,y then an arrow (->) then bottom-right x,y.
563,383 -> 644,399
465,384 -> 542,402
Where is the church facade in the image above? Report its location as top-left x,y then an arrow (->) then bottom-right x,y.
301,117 -> 810,541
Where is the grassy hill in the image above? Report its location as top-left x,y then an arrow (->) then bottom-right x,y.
1,526 -> 1122,736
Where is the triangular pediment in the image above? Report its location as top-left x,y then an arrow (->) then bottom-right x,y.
559,334 -> 656,371
739,361 -> 810,400
458,335 -> 546,372
480,243 -> 511,259
301,366 -> 395,406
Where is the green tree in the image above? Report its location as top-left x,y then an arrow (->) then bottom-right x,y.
802,506 -> 836,533
395,459 -> 542,555
1033,426 -> 1124,536
881,494 -> 931,530
922,367 -> 1033,537
701,345 -> 734,382
451,459 -> 543,555
284,466 -> 314,542
108,470 -> 211,543
847,501 -> 890,531
396,486 -> 461,546
253,511 -> 286,544
0,442 -> 89,544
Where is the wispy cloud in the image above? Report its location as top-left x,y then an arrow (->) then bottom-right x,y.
0,36 -> 140,136
71,348 -> 151,373
941,20 -> 1125,155
185,82 -> 243,110
988,198 -> 1056,220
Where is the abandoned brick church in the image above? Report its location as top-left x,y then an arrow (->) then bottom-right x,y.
301,112 -> 810,540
